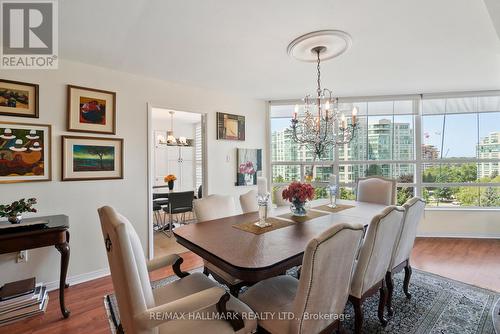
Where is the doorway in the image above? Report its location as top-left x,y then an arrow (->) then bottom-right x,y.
147,105 -> 207,259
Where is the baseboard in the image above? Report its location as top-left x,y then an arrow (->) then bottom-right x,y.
417,232 -> 500,239
45,267 -> 110,292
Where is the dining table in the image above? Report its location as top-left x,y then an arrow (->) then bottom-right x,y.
173,199 -> 387,283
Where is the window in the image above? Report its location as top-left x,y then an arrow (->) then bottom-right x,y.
194,122 -> 203,191
421,94 -> 500,207
270,92 -> 500,208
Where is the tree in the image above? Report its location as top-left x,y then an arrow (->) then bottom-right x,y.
89,148 -> 107,169
481,187 -> 499,207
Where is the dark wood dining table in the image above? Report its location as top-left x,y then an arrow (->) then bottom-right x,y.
173,199 -> 387,283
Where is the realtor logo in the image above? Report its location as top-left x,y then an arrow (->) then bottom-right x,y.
1,0 -> 58,69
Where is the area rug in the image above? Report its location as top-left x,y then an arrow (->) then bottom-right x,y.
104,268 -> 499,333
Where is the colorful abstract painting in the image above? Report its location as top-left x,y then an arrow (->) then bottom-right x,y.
0,122 -> 51,183
216,112 -> 245,141
79,96 -> 107,125
236,148 -> 262,186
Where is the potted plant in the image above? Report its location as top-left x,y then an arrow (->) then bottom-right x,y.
0,198 -> 37,224
164,174 -> 177,191
282,181 -> 315,216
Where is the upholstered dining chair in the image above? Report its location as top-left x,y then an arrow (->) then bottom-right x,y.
97,206 -> 256,334
356,176 -> 397,205
193,195 -> 246,296
349,205 -> 405,334
239,222 -> 365,334
239,189 -> 258,213
385,197 -> 425,315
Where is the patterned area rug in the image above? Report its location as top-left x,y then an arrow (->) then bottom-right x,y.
104,268 -> 499,333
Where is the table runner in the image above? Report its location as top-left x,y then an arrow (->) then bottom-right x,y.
278,209 -> 329,223
312,203 -> 354,213
231,217 -> 295,235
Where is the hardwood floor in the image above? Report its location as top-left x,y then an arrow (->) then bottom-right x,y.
2,238 -> 499,334
411,237 -> 500,292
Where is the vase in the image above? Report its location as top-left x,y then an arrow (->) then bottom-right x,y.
290,199 -> 309,216
8,214 -> 22,224
168,181 -> 174,191
244,173 -> 254,186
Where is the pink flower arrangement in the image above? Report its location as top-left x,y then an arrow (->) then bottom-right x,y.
282,181 -> 315,203
239,161 -> 255,174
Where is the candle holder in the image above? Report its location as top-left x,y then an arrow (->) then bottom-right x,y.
254,193 -> 272,228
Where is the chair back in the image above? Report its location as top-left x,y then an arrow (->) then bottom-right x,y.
274,185 -> 289,207
291,223 -> 365,334
389,197 -> 425,270
197,185 -> 203,199
168,191 -> 194,214
98,206 -> 156,334
240,189 -> 258,213
356,176 -> 396,205
350,206 -> 404,298
193,194 -> 236,222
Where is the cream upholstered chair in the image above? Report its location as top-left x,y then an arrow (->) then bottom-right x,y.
239,189 -> 258,213
240,222 -> 365,334
385,197 -> 425,315
273,185 -> 289,207
193,195 -> 245,296
349,206 -> 405,334
356,176 -> 396,205
98,206 -> 256,334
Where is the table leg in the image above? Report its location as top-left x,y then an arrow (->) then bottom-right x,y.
55,231 -> 70,318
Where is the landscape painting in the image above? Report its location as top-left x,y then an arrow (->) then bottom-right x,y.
0,79 -> 39,118
79,96 -> 107,125
73,145 -> 115,172
0,122 -> 51,183
236,148 -> 262,186
216,112 -> 245,140
62,136 -> 123,181
67,85 -> 116,134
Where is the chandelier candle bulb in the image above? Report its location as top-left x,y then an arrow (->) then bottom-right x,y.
352,106 -> 358,123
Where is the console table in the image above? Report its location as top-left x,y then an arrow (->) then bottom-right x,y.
0,215 -> 70,318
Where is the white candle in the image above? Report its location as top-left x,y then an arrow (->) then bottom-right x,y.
352,106 -> 358,124
257,176 -> 267,195
341,113 -> 346,128
293,104 -> 299,120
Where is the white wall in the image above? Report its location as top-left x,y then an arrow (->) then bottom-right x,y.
0,59 -> 267,286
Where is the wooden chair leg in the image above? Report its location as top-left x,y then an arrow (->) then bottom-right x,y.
385,271 -> 394,316
203,267 -> 210,276
351,298 -> 363,334
403,263 -> 412,299
378,281 -> 388,326
229,285 -> 240,297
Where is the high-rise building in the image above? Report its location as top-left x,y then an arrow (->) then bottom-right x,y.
477,132 -> 500,179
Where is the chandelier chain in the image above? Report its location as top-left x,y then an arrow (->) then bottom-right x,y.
316,50 -> 321,95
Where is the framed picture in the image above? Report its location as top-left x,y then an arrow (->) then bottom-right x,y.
0,79 -> 39,118
62,136 -> 123,181
67,85 -> 116,134
0,122 -> 51,183
236,148 -> 262,186
216,112 -> 245,141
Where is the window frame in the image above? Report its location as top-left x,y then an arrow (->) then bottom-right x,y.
268,91 -> 500,210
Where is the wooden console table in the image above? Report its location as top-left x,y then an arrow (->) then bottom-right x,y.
0,215 -> 70,318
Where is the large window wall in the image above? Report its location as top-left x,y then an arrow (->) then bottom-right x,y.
269,92 -> 500,208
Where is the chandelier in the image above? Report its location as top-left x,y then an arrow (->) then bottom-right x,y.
288,32 -> 358,158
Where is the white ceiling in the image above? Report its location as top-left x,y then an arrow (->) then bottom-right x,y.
60,0 -> 500,100
152,108 -> 201,124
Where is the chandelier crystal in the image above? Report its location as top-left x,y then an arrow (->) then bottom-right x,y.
290,46 -> 358,158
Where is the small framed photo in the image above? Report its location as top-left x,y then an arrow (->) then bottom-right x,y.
0,121 -> 51,183
67,85 -> 116,134
0,79 -> 39,118
62,136 -> 123,181
216,112 -> 245,141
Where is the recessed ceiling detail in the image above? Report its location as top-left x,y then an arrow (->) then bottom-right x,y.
287,30 -> 352,63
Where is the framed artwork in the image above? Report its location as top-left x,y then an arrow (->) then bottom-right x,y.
236,148 -> 262,186
216,112 -> 245,141
62,136 -> 123,181
0,79 -> 39,118
67,85 -> 116,134
0,122 -> 51,183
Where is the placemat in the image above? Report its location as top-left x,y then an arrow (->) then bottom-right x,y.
278,209 -> 329,223
232,217 -> 295,235
312,204 -> 355,213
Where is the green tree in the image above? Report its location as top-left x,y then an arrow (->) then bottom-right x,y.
481,187 -> 499,207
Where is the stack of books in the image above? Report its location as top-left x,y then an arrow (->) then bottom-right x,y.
0,278 -> 48,326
